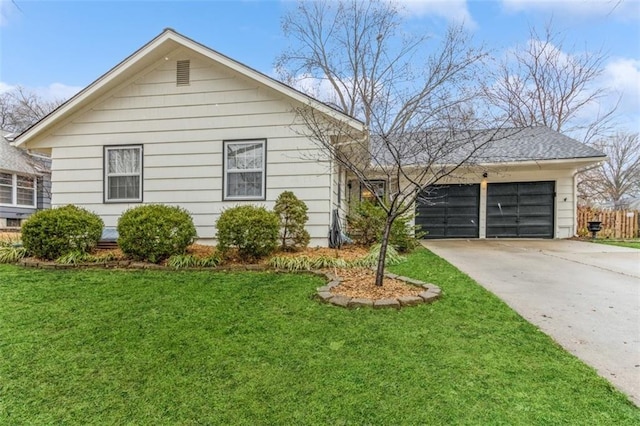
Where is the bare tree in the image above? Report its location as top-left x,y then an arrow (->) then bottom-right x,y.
0,86 -> 63,134
578,132 -> 640,208
280,0 -> 511,285
483,23 -> 617,143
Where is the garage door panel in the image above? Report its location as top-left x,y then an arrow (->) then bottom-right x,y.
487,182 -> 554,238
519,182 -> 554,194
519,195 -> 553,205
417,184 -> 479,239
448,196 -> 478,206
487,205 -> 518,216
517,226 -> 552,237
520,205 -> 553,215
487,226 -> 518,237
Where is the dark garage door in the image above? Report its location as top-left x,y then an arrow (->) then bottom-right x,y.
416,184 -> 480,239
486,181 -> 555,238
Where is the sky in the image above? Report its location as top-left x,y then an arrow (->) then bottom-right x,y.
0,0 -> 639,133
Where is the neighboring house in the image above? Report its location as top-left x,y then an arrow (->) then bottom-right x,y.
0,131 -> 51,228
13,29 -> 605,244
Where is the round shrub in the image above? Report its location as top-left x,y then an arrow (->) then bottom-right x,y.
216,205 -> 279,261
117,204 -> 197,263
22,205 -> 103,260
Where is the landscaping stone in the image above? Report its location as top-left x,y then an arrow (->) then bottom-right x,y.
397,295 -> 424,306
329,295 -> 351,307
349,298 -> 374,307
326,280 -> 341,289
419,291 -> 440,303
374,298 -> 401,309
317,291 -> 335,301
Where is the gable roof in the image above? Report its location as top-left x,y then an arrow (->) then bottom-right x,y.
0,131 -> 39,175
371,126 -> 606,167
14,28 -> 364,147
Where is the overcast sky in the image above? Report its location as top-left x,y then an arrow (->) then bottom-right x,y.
1,0 -> 638,133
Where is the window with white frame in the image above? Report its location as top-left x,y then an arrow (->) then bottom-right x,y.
0,172 -> 36,207
104,145 -> 142,202
223,140 -> 266,200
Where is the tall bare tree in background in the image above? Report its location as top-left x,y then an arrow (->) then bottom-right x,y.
578,132 -> 640,208
278,0 -> 511,286
0,86 -> 63,134
483,23 -> 617,144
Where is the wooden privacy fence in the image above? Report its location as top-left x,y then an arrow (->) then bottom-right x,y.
577,207 -> 639,239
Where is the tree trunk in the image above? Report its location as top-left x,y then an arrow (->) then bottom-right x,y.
374,216 -> 394,286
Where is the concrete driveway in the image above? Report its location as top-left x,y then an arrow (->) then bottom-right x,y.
422,239 -> 640,405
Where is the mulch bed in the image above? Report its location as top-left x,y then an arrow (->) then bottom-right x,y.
328,268 -> 424,299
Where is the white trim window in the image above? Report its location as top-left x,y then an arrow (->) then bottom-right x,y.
0,172 -> 36,207
223,140 -> 266,200
104,145 -> 143,202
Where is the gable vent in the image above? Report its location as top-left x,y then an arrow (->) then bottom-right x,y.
176,60 -> 190,86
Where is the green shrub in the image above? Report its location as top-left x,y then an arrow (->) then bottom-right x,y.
56,250 -> 93,265
274,191 -> 310,251
0,246 -> 27,263
346,201 -> 421,253
268,254 -> 348,271
216,205 -> 279,261
22,205 -> 103,260
167,253 -> 221,269
351,243 -> 406,267
118,204 -> 197,264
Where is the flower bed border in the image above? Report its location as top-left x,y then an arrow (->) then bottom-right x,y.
17,258 -> 441,309
316,271 -> 441,309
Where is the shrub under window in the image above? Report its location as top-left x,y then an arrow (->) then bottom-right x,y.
21,205 -> 103,260
216,205 -> 279,261
117,204 -> 197,263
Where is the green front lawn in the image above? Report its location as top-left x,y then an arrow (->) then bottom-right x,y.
593,239 -> 640,249
1,249 -> 637,424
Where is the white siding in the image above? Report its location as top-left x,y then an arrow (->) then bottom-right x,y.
45,50 -> 333,245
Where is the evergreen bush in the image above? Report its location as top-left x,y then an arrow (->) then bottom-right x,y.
346,200 -> 421,252
216,205 -> 279,261
274,191 -> 310,251
21,205 -> 103,260
117,204 -> 197,263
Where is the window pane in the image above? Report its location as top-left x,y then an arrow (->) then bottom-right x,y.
227,143 -> 263,170
0,173 -> 12,186
108,148 -> 140,174
108,176 -> 140,200
0,185 -> 11,204
17,188 -> 34,206
16,175 -> 34,189
227,172 -> 262,197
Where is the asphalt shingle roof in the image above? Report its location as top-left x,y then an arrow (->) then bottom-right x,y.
0,132 -> 39,175
370,126 -> 606,166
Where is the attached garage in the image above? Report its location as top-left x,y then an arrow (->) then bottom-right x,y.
416,184 -> 480,239
486,181 -> 555,238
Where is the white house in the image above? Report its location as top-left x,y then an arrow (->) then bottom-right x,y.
14,29 -> 605,244
13,28 -> 364,246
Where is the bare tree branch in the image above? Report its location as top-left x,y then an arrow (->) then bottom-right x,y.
483,22 -> 618,143
578,132 -> 640,208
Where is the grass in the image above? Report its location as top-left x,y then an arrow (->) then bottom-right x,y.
593,239 -> 640,249
0,249 -> 638,424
